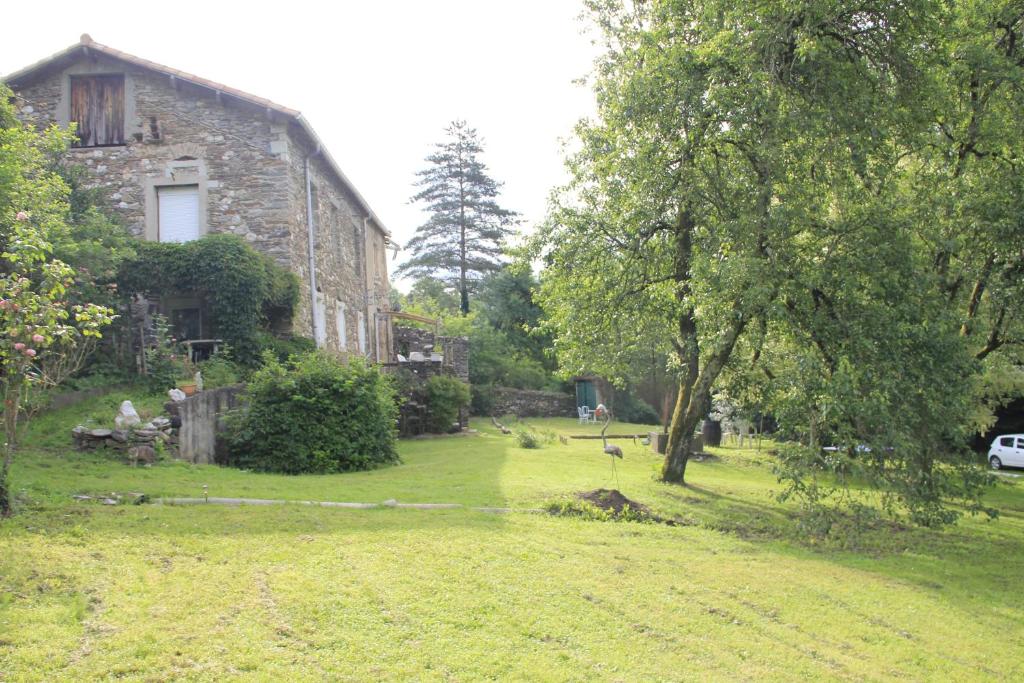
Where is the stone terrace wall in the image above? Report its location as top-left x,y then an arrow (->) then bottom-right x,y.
393,326 -> 469,382
486,387 -> 576,419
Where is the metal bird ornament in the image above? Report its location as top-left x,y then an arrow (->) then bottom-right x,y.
598,405 -> 623,488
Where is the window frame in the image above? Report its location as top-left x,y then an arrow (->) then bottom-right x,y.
143,161 -> 209,242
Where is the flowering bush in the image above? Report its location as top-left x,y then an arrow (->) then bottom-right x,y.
1,86 -> 114,515
1,212 -> 113,514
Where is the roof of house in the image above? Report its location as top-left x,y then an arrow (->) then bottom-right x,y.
3,34 -> 390,237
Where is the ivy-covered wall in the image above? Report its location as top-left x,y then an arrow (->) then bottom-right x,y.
117,234 -> 299,364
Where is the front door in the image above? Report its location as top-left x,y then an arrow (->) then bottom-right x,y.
576,380 -> 597,410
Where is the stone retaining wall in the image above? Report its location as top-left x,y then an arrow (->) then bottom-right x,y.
164,385 -> 244,465
484,387 -> 576,418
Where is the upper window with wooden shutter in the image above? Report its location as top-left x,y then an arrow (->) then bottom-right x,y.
70,75 -> 125,147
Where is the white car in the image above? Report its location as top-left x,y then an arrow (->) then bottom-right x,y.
988,434 -> 1024,470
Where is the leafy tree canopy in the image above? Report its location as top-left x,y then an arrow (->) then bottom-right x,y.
534,0 -> 1006,527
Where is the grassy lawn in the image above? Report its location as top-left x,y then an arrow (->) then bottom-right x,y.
2,393 -> 1023,680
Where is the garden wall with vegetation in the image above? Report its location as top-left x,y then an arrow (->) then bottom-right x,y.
478,386 -> 575,418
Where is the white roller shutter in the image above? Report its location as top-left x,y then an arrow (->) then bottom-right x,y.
158,185 -> 200,243
358,311 -> 367,355
336,301 -> 347,350
315,291 -> 328,348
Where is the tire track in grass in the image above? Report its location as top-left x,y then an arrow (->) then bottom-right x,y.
520,520 -> 889,680
804,586 -> 1000,679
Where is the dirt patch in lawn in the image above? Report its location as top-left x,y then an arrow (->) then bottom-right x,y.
578,489 -> 653,515
556,489 -> 694,527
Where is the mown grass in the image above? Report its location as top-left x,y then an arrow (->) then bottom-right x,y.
1,394 -> 1022,681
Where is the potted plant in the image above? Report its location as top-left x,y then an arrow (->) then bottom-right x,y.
176,357 -> 199,396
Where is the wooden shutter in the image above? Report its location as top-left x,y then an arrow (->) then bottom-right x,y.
70,75 -> 125,147
157,185 -> 200,243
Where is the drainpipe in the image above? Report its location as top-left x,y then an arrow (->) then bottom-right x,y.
305,147 -> 324,347
361,215 -> 372,359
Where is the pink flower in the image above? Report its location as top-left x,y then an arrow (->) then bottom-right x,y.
15,211 -> 29,222
0,300 -> 6,309
24,348 -> 36,357
32,334 -> 44,343
13,343 -> 25,351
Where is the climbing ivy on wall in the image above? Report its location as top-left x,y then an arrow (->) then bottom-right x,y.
117,234 -> 299,364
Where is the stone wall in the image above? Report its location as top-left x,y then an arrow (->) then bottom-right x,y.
485,387 -> 576,419
283,133 -> 391,359
164,385 -> 244,465
13,56 -> 292,257
393,327 -> 469,381
10,48 -> 392,360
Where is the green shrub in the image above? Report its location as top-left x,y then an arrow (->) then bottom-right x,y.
144,315 -> 191,393
198,353 -> 241,389
514,426 -> 555,449
470,384 -> 495,416
254,331 -> 317,364
424,375 -> 471,433
225,352 -> 399,474
614,392 -> 660,425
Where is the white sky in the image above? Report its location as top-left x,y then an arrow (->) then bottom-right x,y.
0,0 -> 600,289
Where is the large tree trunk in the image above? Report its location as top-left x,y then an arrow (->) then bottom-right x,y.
0,454 -> 11,518
1,380 -> 22,517
661,208 -> 700,483
662,379 -> 700,482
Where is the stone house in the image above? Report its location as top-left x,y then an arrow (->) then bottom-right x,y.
4,35 -> 394,360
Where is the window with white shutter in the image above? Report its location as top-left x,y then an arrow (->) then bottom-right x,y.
357,311 -> 367,355
314,291 -> 327,348
336,300 -> 347,350
157,185 -> 200,243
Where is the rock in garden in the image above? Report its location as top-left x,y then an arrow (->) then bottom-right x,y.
128,445 -> 157,465
115,400 -> 141,429
151,417 -> 171,430
168,388 -> 187,402
88,428 -> 113,438
110,430 -> 129,443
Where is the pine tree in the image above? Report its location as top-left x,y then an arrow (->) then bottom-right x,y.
398,121 -> 518,314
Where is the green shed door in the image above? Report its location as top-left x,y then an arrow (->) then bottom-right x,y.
576,380 -> 597,409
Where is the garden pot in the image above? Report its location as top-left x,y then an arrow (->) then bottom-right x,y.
701,419 -> 722,448
649,431 -> 669,455
178,383 -> 198,397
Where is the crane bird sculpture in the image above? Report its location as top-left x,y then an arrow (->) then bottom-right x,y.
598,405 -> 623,488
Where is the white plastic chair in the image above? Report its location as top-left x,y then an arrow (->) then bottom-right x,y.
578,406 -> 590,424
